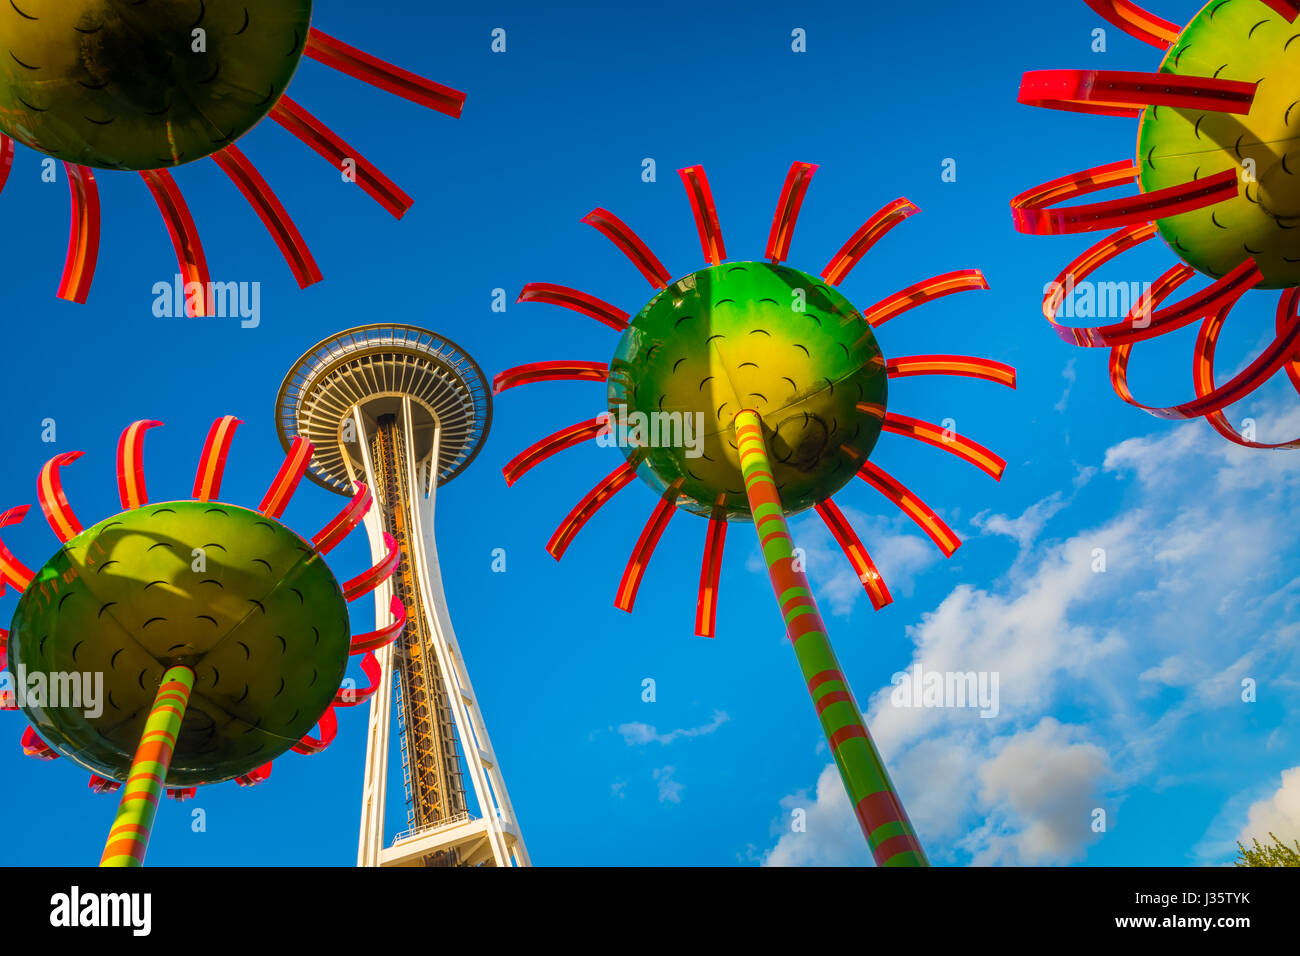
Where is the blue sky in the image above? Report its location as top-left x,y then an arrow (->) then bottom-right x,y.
2,0 -> 1299,866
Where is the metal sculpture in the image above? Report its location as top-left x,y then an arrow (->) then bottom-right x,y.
497,161 -> 1017,866
1013,0 -> 1300,447
0,1 -> 464,308
0,417 -> 405,865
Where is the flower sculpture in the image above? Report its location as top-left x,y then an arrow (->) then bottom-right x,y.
0,1 -> 465,309
0,417 -> 405,865
497,162 -> 1017,865
1013,0 -> 1300,447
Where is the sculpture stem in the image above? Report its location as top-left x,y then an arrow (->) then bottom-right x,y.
733,409 -> 927,866
100,665 -> 194,867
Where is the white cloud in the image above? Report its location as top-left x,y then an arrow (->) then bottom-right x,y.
1054,358 -> 1077,413
1138,655 -> 1195,691
965,719 -> 1109,865
618,709 -> 730,746
1236,766 -> 1300,849
971,463 -> 1095,551
972,492 -> 1068,550
763,764 -> 869,867
653,766 -> 683,804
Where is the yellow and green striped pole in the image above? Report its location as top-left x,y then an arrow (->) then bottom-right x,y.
734,409 -> 927,866
99,665 -> 194,867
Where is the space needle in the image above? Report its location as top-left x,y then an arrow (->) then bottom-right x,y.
276,325 -> 529,867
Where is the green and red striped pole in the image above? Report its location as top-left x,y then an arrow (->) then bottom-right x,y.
99,665 -> 194,867
735,409 -> 927,867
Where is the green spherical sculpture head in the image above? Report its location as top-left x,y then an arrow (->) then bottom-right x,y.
6,500 -> 350,786
608,262 -> 888,521
0,0 -> 313,170
1138,1 -> 1300,289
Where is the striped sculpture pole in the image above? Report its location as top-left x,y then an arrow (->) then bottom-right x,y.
99,665 -> 195,867
734,409 -> 927,867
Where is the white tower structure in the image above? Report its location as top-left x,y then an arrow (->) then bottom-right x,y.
276,325 -> 529,867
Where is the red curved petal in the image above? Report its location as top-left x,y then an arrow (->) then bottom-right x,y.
335,651 -> 383,707
864,270 -> 988,328
212,144 -> 322,289
855,462 -> 961,557
679,165 -> 726,266
291,705 -> 338,756
1049,259 -> 1261,349
1041,223 -> 1158,336
1109,265 -> 1195,413
235,762 -> 273,787
1012,162 -> 1237,236
516,282 -> 629,331
614,484 -> 681,612
116,420 -> 163,511
503,417 -> 606,487
0,506 -> 34,594
1018,70 -> 1254,118
821,198 -> 918,286
493,361 -> 609,394
22,726 -> 58,761
88,774 -> 121,794
350,594 -> 408,654
37,451 -> 85,543
271,96 -> 413,218
1082,0 -> 1181,49
193,416 -> 243,503
313,482 -> 373,555
815,499 -> 893,610
305,28 -> 466,117
887,355 -> 1017,388
547,460 -> 640,560
140,169 -> 212,315
881,413 -> 1006,481
0,629 -> 13,710
57,164 -> 100,304
343,532 -> 401,601
582,208 -> 671,288
695,502 -> 728,637
1013,160 -> 1138,227
1111,290 -> 1300,422
259,436 -> 314,519
765,161 -> 818,264
0,136 -> 13,197
1201,290 -> 1300,450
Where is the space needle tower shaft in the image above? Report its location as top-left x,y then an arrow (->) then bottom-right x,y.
277,325 -> 528,867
